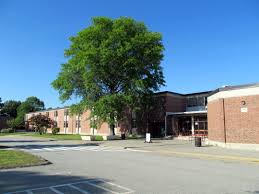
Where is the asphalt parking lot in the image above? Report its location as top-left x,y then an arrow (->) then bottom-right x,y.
5,178 -> 134,194
1,136 -> 259,194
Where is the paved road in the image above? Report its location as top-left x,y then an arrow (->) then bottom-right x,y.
1,137 -> 259,194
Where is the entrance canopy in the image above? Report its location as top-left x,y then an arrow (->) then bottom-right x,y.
164,110 -> 207,137
166,110 -> 207,116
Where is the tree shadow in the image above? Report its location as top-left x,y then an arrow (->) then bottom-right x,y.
0,140 -> 50,143
0,170 -> 117,193
3,143 -> 101,150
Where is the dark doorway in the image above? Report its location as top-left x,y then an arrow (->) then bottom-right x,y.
149,122 -> 164,138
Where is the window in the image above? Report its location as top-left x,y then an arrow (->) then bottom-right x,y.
46,112 -> 49,117
187,96 -> 207,107
63,121 -> 68,128
76,115 -> 81,128
54,111 -> 58,117
76,120 -> 81,128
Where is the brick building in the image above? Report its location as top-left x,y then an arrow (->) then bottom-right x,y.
25,83 -> 259,149
207,83 -> 259,150
25,90 -> 212,138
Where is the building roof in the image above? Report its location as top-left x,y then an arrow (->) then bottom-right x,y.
209,82 -> 259,96
155,90 -> 213,97
27,106 -> 70,114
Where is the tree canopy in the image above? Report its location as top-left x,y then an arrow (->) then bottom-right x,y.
7,96 -> 45,129
52,17 -> 165,134
0,100 -> 21,118
0,98 -> 3,109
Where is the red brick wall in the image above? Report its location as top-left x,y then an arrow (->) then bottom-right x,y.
208,95 -> 259,144
26,108 -> 111,135
208,99 -> 225,142
165,94 -> 186,112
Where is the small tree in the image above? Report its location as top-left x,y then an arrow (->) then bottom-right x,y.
29,115 -> 54,135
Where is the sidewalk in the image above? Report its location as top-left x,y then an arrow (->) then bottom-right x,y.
100,139 -> 259,164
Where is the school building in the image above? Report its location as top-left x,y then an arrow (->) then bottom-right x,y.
25,83 -> 259,149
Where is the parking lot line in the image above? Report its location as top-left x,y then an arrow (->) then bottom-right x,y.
83,181 -> 119,194
100,180 -> 135,194
4,179 -> 134,194
68,184 -> 90,194
49,187 -> 63,194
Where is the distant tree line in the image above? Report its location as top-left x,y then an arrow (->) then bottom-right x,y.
0,96 -> 45,129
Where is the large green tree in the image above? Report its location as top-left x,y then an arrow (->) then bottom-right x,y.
52,17 -> 165,135
0,100 -> 21,118
7,96 -> 45,129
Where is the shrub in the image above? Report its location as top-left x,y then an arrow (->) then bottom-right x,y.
52,127 -> 60,135
92,135 -> 103,141
0,128 -> 14,133
6,119 -> 21,129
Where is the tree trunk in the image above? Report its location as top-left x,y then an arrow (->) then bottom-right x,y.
109,112 -> 115,135
110,124 -> 115,135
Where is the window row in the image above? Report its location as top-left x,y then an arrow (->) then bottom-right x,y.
63,120 -> 81,128
187,96 -> 208,107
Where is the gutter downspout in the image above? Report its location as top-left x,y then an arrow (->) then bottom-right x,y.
222,98 -> 227,144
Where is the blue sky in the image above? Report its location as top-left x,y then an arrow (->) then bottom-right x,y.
0,0 -> 259,108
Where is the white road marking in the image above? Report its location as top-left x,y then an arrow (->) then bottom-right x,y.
67,184 -> 90,194
49,187 -> 64,194
91,179 -> 135,194
21,145 -> 150,154
82,181 -> 119,194
4,179 -> 134,194
125,148 -> 151,153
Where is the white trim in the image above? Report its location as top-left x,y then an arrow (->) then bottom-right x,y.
208,87 -> 259,102
166,110 -> 207,116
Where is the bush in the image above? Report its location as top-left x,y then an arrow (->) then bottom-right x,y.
6,119 -> 21,129
91,135 -> 103,141
0,128 -> 14,133
51,127 -> 60,135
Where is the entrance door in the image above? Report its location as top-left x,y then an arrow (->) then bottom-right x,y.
194,116 -> 208,136
178,117 -> 192,136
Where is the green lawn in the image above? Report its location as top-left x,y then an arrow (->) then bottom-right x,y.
0,150 -> 47,169
22,133 -> 82,140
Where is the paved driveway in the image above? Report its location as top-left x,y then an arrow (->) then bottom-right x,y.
1,136 -> 259,193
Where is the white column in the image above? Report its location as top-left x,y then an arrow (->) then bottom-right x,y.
191,116 -> 195,135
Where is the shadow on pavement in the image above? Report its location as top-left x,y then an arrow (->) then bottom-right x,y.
6,143 -> 101,150
0,140 -> 50,143
0,170 -> 113,193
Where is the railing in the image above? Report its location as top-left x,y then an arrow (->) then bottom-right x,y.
194,130 -> 208,137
